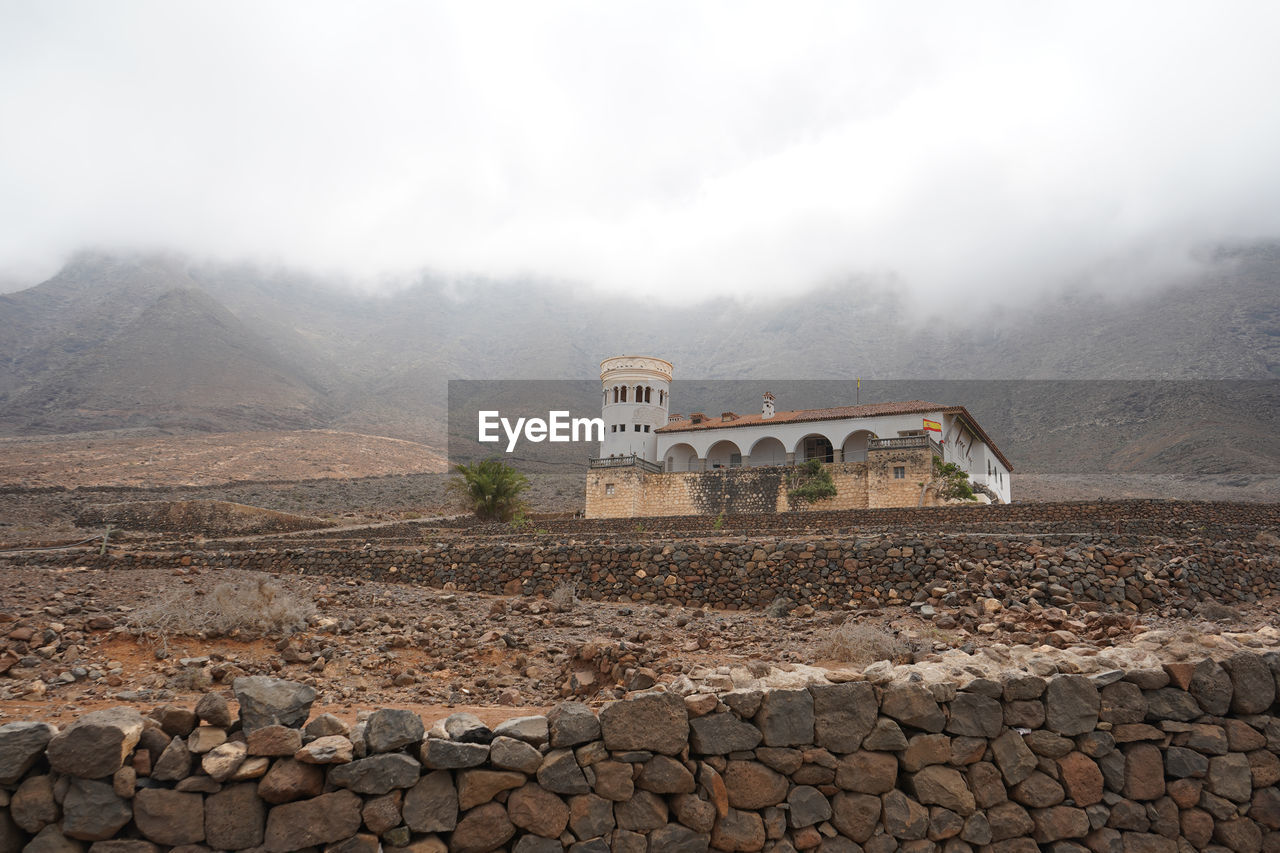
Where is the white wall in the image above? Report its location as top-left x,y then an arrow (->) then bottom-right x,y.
656,410 -> 1013,501
599,356 -> 671,461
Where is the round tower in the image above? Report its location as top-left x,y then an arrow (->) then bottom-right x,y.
599,355 -> 673,462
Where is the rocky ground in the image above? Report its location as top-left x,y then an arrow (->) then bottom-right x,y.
3,561 -> 1280,730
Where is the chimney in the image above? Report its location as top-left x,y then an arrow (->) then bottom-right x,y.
668,413 -> 683,423
691,412 -> 706,424
720,412 -> 737,422
762,391 -> 776,419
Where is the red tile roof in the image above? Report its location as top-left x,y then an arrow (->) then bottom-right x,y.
657,400 -> 1013,471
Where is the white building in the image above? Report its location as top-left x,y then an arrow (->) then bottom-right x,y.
595,355 -> 1012,503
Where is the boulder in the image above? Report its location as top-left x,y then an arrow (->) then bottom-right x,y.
258,757 -> 324,803
47,708 -> 143,779
443,713 -> 493,745
1187,659 -> 1232,716
992,730 -> 1037,786
419,738 -> 489,769
133,789 -> 204,846
570,792 -> 618,838
689,713 -> 762,755
364,709 -> 425,753
489,735 -> 543,774
810,682 -> 876,752
547,702 -> 601,748
614,790 -> 668,832
881,790 -> 929,840
637,755 -> 696,794
201,740 -> 247,782
835,750 -> 898,794
1223,652 -> 1276,714
0,721 -> 56,784
151,736 -> 192,782
205,782 -> 266,850
263,789 -> 362,852
232,676 -> 317,732
456,769 -> 526,810
329,752 -> 422,795
881,684 -> 945,732
536,748 -> 590,794
910,765 -> 976,815
830,791 -> 881,843
787,785 -> 832,828
1044,676 -> 1099,737
507,783 -> 570,837
450,802 -> 515,853
62,778 -> 131,841
1122,744 -> 1165,801
599,690 -> 688,755
492,715 -> 549,747
246,725 -> 303,756
1057,752 -> 1104,806
403,770 -> 459,833
710,808 -> 765,852
648,824 -> 710,853
194,691 -> 233,728
11,775 -> 60,834
724,760 -> 789,809
947,693 -> 1003,739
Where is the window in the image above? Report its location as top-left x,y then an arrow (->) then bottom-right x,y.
643,425 -> 650,432
644,386 -> 651,403
605,483 -> 615,495
610,424 -> 616,433
634,424 -> 640,432
621,386 -> 627,402
893,466 -> 905,479
636,384 -> 643,401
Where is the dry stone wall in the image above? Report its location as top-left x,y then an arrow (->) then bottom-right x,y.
4,658 -> 1280,852
585,451 -> 935,519
18,529 -> 1278,614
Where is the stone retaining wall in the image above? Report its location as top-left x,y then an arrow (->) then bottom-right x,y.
11,530 -> 1279,613
441,501 -> 1280,537
4,657 -> 1280,852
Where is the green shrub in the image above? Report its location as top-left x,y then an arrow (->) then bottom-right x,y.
449,458 -> 530,522
788,459 -> 837,507
933,457 -> 977,501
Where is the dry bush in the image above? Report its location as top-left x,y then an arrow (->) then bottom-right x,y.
549,580 -> 578,613
814,619 -> 911,667
127,574 -> 315,649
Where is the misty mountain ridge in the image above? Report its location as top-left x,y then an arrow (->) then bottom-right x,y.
0,245 -> 1276,496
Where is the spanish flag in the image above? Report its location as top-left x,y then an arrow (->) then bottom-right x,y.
923,418 -> 941,433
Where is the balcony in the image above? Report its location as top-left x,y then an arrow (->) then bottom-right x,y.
869,435 -> 944,457
588,454 -> 664,474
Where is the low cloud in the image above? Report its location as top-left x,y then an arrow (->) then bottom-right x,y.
2,1 -> 1279,307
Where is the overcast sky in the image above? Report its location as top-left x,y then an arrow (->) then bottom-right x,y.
3,1 -> 1280,306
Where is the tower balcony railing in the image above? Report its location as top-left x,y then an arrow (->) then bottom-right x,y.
588,454 -> 664,474
868,435 -> 944,457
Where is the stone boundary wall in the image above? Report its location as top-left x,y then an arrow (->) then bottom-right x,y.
585,450 -> 935,520
10,531 -> 1279,613
4,658 -> 1280,852
434,500 -> 1280,538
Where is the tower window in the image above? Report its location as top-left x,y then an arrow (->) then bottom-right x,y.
644,386 -> 651,403
643,425 -> 650,432
605,483 -> 615,495
635,384 -> 643,401
621,386 -> 627,402
634,424 -> 640,432
893,466 -> 905,479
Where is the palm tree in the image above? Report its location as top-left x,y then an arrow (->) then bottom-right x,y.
449,458 -> 530,522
